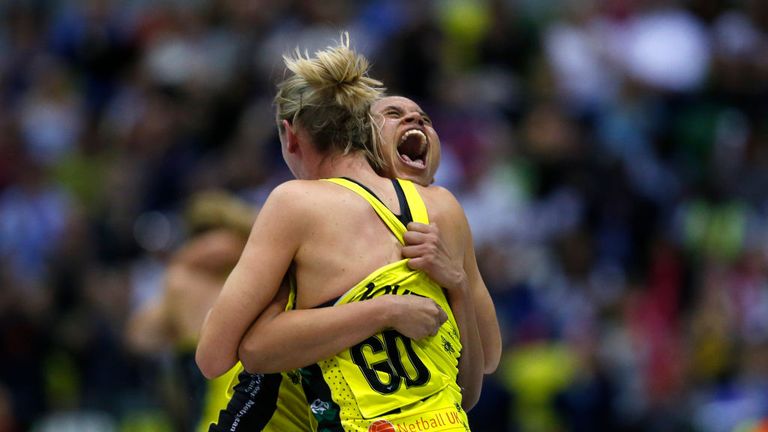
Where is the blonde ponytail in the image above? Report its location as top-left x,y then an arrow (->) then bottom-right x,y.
275,33 -> 386,169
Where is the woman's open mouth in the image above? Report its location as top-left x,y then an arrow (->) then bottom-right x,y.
398,129 -> 428,169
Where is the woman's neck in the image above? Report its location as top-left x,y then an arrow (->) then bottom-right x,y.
314,152 -> 380,183
314,151 -> 400,211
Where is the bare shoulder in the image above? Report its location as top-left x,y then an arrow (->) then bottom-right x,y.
254,179 -> 350,240
260,180 -> 333,219
267,179 -> 322,206
415,183 -> 465,220
266,180 -> 345,207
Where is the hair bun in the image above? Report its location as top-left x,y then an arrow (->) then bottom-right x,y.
274,32 -> 387,170
283,32 -> 383,112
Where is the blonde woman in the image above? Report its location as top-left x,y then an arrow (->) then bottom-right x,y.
198,35 -> 491,431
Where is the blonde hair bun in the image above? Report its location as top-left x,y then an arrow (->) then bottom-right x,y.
275,32 -> 386,169
283,32 -> 382,113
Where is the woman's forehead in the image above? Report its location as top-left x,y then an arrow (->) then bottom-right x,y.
372,96 -> 421,112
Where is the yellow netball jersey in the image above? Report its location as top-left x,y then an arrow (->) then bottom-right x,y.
207,280 -> 316,431
299,178 -> 469,432
197,362 -> 240,432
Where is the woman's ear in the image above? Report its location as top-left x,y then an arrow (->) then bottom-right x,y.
282,119 -> 300,154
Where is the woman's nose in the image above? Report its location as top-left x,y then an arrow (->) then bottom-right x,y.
403,112 -> 424,125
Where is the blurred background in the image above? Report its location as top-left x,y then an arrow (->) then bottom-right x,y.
1,0 -> 768,431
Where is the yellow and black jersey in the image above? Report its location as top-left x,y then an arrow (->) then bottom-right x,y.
171,347 -> 233,432
206,283 -> 315,431
298,178 -> 469,432
194,358 -> 240,432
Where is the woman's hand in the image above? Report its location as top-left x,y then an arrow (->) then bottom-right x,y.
378,294 -> 447,340
403,222 -> 467,294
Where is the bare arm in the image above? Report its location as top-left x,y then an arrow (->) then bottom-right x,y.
196,183 -> 305,379
401,193 -> 498,411
238,289 -> 447,373
446,273 -> 483,411
463,230 -> 502,374
403,222 -> 501,374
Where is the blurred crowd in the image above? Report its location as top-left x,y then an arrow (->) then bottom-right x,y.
2,0 -> 768,431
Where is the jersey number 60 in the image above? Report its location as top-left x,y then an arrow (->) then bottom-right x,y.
350,330 -> 431,394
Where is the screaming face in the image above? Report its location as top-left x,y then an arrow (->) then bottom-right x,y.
372,96 -> 441,187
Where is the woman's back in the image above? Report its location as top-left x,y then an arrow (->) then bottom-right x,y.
274,176 -> 465,310
290,177 -> 468,431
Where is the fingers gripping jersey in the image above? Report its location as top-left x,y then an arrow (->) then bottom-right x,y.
302,178 -> 469,431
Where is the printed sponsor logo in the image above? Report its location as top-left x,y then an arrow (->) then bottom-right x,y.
310,399 -> 330,415
392,409 -> 463,431
368,419 -> 396,432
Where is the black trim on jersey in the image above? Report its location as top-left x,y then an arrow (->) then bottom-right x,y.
208,370 -> 282,432
300,364 -> 344,431
313,296 -> 341,309
392,179 -> 413,226
339,176 -> 379,204
339,177 -> 413,226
